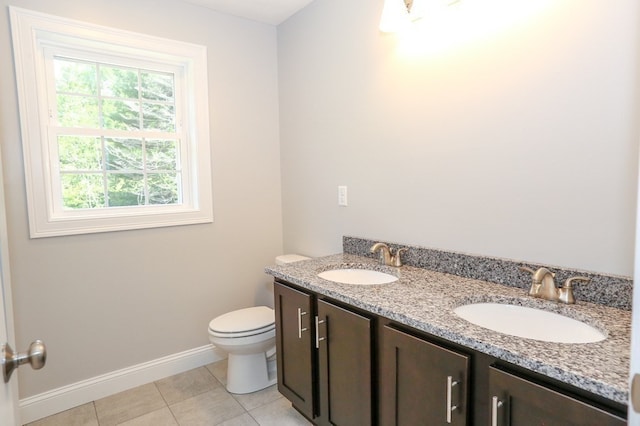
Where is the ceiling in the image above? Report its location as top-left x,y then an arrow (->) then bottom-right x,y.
179,0 -> 316,25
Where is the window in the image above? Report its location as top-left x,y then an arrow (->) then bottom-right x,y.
10,7 -> 213,237
52,59 -> 182,209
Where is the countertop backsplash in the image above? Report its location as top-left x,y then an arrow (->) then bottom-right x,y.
343,236 -> 633,310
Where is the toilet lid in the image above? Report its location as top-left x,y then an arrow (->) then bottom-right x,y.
209,306 -> 275,334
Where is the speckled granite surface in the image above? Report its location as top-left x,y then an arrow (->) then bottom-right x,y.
344,236 -> 633,310
265,253 -> 631,405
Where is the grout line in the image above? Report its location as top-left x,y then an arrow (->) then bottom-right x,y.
167,405 -> 181,426
246,410 -> 260,426
153,381 -> 170,407
92,401 -> 100,426
154,381 -> 181,426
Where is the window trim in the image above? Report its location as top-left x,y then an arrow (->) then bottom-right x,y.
9,6 -> 213,238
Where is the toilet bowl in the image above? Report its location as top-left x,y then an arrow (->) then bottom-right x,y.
208,254 -> 310,394
208,306 -> 277,394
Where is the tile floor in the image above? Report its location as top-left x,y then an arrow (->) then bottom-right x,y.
26,360 -> 313,426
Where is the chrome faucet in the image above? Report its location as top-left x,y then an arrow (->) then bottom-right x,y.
370,243 -> 407,267
519,266 -> 590,304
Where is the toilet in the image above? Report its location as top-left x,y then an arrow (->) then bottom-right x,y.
208,254 -> 310,394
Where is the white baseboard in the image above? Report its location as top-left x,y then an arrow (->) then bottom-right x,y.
19,344 -> 225,424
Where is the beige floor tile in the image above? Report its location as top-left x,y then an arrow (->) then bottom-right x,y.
26,366 -> 305,426
95,383 -> 166,426
117,407 -> 178,426
26,402 -> 98,426
206,359 -> 228,385
169,387 -> 245,425
217,413 -> 259,426
248,398 -> 312,426
231,384 -> 282,411
156,366 -> 221,404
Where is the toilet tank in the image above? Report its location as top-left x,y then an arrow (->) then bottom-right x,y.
275,254 -> 310,265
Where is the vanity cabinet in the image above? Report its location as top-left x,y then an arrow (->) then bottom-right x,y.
488,367 -> 626,426
274,279 -> 626,425
273,280 -> 374,425
380,325 -> 470,425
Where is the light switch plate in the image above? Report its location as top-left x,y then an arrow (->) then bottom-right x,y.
338,186 -> 348,206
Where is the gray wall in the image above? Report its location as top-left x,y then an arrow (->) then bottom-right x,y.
278,0 -> 640,276
0,0 -> 283,397
4,0 -> 640,402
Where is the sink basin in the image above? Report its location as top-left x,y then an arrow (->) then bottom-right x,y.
453,303 -> 606,343
317,269 -> 398,285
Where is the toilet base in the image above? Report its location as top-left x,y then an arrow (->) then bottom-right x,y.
226,352 -> 277,394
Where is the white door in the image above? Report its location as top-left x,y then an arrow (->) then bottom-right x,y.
0,252 -> 19,424
629,127 -> 640,425
630,178 -> 640,423
0,150 -> 20,424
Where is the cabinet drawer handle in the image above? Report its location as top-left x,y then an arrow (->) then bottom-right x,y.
491,396 -> 504,426
446,375 -> 458,423
315,316 -> 326,349
297,308 -> 308,339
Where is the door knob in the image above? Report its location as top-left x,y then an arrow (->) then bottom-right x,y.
632,373 -> 640,413
2,340 -> 47,383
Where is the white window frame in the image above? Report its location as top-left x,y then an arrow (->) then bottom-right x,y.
9,7 -> 213,238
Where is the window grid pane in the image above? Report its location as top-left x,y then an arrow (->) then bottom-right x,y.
54,56 -> 181,210
58,133 -> 182,210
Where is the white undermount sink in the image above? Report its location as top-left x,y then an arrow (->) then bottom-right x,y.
453,303 -> 606,344
317,269 -> 398,285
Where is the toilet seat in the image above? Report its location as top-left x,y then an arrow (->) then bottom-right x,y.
209,306 -> 275,338
209,324 -> 275,339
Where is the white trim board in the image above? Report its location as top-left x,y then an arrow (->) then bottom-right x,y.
19,344 -> 224,424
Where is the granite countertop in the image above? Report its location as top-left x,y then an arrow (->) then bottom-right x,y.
265,253 -> 631,405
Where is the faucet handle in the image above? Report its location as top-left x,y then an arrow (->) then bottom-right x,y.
558,276 -> 590,304
519,266 -> 536,275
563,276 -> 590,287
392,248 -> 408,267
519,266 -> 556,278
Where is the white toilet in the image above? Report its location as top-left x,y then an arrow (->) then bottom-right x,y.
208,254 -> 309,394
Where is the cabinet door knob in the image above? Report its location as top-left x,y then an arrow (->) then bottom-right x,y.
297,308 -> 308,339
446,375 -> 459,423
491,396 -> 504,426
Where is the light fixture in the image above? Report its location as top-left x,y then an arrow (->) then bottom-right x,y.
379,0 -> 412,33
379,0 -> 460,33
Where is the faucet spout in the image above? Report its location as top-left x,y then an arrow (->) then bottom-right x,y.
370,243 -> 392,266
533,268 -> 559,301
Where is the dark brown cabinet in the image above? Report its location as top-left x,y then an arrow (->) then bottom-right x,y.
274,281 -> 314,419
274,279 -> 626,425
274,281 -> 374,425
380,325 -> 470,425
488,367 -> 626,426
317,299 -> 373,425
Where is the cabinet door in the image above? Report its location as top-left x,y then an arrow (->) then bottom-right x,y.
274,282 -> 315,420
316,299 -> 373,426
380,325 -> 470,425
488,367 -> 626,426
